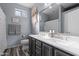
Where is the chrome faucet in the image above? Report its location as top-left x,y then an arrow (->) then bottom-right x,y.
49,30 -> 55,37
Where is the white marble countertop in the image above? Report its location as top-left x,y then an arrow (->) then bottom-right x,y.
29,33 -> 79,56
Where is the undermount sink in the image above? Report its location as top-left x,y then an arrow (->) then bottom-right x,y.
54,37 -> 78,47
41,33 -> 68,40
37,32 -> 79,50
39,32 -> 79,47
55,39 -> 71,46
41,34 -> 76,46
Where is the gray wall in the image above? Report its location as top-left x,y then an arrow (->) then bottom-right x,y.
0,3 -> 32,48
63,7 -> 79,36
44,19 -> 59,32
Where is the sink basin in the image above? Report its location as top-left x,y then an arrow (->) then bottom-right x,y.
39,33 -> 79,48
54,37 -> 77,46
42,35 -> 77,46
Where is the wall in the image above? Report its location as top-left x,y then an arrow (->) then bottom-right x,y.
44,20 -> 59,32
63,7 -> 79,36
0,3 -> 32,48
0,7 -> 7,54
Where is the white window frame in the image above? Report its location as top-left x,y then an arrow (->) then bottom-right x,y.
15,8 -> 27,17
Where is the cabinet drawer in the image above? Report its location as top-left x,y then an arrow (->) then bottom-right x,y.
36,46 -> 41,51
36,49 -> 41,56
42,43 -> 53,56
32,39 -> 35,43
36,49 -> 41,55
55,49 -> 71,56
36,40 -> 41,47
36,45 -> 41,56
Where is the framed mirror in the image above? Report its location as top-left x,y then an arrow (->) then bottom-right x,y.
39,3 -> 79,36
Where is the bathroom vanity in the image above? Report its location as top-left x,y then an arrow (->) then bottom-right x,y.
28,32 -> 79,56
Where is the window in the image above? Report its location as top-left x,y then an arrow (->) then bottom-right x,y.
22,10 -> 27,17
15,8 -> 27,17
15,10 -> 21,16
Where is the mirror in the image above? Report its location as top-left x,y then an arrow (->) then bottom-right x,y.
39,3 -> 79,36
39,3 -> 60,32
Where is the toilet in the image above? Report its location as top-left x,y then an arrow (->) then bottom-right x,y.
21,39 -> 29,55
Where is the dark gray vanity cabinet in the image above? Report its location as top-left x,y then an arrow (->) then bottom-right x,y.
29,37 -> 53,56
55,49 -> 68,56
29,37 -> 36,56
35,40 -> 42,56
29,36 -> 73,56
42,43 -> 54,56
54,49 -> 72,56
28,37 -> 31,55
31,38 -> 36,56
29,37 -> 42,56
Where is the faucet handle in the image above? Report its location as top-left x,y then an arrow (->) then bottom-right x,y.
52,30 -> 55,34
49,30 -> 52,33
49,29 -> 55,33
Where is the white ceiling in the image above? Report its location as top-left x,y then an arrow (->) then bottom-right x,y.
18,3 -> 35,8
18,3 -> 76,8
18,3 -> 44,8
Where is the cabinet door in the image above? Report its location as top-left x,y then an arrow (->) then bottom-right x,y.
35,40 -> 42,56
55,49 -> 71,56
29,37 -> 32,55
29,37 -> 36,56
36,46 -> 41,56
31,38 -> 36,56
42,43 -> 53,56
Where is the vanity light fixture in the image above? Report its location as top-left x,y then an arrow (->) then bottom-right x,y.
44,3 -> 49,6
44,3 -> 52,9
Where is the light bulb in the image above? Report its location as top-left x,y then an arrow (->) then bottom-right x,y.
44,3 -> 48,6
